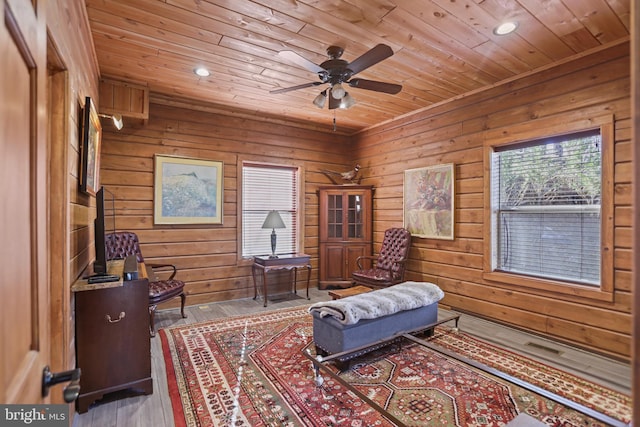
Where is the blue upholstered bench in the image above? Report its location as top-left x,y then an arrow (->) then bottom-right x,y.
309,281 -> 445,367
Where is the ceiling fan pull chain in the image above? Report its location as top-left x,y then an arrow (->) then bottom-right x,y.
333,111 -> 337,132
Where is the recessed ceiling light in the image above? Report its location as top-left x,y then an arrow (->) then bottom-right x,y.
494,21 -> 518,35
194,67 -> 210,77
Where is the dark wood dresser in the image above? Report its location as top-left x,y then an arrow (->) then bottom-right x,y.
73,260 -> 152,413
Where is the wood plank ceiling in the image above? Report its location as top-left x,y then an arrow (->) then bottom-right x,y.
85,0 -> 630,134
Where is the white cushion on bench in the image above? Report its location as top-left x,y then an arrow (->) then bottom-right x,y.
309,281 -> 444,325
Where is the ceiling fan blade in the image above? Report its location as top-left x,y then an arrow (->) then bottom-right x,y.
348,78 -> 402,94
278,50 -> 325,74
270,81 -> 322,94
347,44 -> 394,75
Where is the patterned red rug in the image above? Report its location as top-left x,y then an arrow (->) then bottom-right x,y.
159,306 -> 631,426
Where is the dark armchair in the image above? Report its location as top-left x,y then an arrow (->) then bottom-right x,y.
105,231 -> 187,337
351,227 -> 411,289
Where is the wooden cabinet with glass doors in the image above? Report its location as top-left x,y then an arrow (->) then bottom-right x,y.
318,185 -> 373,289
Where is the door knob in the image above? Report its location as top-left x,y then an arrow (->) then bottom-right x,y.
42,366 -> 81,403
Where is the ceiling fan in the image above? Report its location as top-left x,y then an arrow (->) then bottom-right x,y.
270,44 -> 402,110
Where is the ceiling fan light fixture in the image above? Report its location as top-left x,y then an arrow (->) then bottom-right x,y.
494,21 -> 518,35
313,90 -> 327,108
331,83 -> 346,99
272,44 -> 401,117
339,92 -> 356,109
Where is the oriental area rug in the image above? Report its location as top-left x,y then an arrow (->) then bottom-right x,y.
159,306 -> 631,427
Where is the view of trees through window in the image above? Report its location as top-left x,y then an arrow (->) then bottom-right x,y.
498,132 -> 601,208
492,130 -> 602,286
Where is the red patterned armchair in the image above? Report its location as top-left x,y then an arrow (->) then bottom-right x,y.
105,231 -> 187,337
351,227 -> 411,289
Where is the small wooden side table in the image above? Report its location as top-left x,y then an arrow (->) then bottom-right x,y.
328,285 -> 372,300
252,254 -> 311,307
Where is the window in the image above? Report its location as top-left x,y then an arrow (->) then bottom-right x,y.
241,162 -> 299,258
491,131 -> 602,285
483,114 -> 614,300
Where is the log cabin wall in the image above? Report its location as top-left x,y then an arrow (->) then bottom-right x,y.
30,0 -> 636,408
45,0 -> 101,402
352,41 -> 632,360
99,101 -> 351,306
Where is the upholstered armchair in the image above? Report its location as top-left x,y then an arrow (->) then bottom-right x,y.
105,231 -> 187,337
351,227 -> 411,289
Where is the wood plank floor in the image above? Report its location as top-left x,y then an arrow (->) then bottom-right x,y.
71,287 -> 631,427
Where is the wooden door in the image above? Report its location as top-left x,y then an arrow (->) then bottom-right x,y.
1,0 -> 50,403
346,245 -> 368,276
322,244 -> 346,282
632,2 -> 639,422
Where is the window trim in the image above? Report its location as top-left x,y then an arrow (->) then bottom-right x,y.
236,158 -> 305,266
482,114 -> 614,302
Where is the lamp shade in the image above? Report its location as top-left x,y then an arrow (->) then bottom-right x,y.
262,211 -> 285,258
112,114 -> 123,130
339,92 -> 356,109
262,210 -> 285,229
313,90 -> 327,108
99,113 -> 124,130
331,83 -> 346,99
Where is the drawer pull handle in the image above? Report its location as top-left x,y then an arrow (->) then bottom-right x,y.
105,312 -> 126,323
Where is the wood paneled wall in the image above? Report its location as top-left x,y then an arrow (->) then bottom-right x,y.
46,0 -> 102,401
100,42 -> 631,360
631,0 -> 639,417
352,41 -> 632,360
99,102 -> 351,306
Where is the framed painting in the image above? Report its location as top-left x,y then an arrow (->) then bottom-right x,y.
80,96 -> 102,196
403,163 -> 455,239
154,155 -> 224,224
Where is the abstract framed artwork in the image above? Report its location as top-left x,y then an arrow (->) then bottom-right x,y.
403,163 -> 455,239
154,155 -> 224,225
80,96 -> 102,196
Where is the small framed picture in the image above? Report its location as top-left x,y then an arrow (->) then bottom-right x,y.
80,96 -> 102,196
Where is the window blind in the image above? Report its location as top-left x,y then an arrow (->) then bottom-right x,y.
242,164 -> 298,257
491,131 -> 602,285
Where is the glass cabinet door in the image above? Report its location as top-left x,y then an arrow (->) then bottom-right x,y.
327,194 -> 343,238
347,193 -> 363,238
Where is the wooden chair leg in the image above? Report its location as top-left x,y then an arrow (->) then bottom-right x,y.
149,304 -> 157,337
179,292 -> 187,318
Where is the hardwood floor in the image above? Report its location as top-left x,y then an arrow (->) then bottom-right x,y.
71,287 -> 631,427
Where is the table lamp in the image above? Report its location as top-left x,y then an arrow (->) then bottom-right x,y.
262,210 -> 286,258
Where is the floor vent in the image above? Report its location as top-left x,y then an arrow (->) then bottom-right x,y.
525,341 -> 562,355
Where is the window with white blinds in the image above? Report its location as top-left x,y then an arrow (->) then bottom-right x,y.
490,130 -> 602,286
242,163 -> 298,257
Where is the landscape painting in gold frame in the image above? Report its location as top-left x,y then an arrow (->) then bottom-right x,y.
154,155 -> 223,225
404,163 -> 455,240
